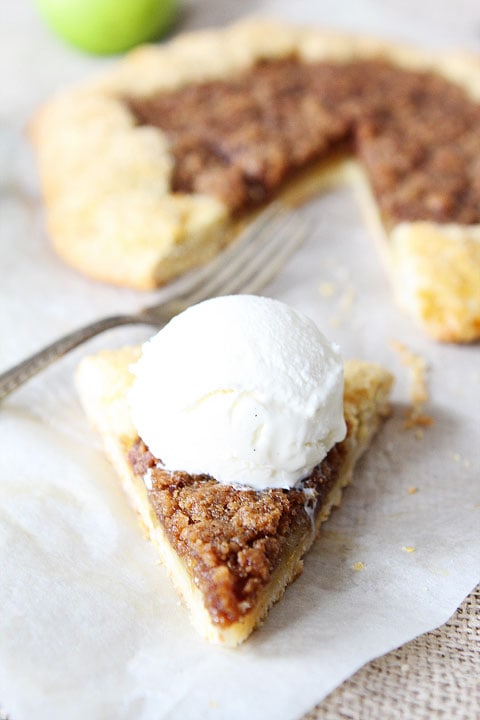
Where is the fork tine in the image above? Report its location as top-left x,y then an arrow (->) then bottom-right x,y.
227,214 -> 310,296
180,206 -> 291,306
140,203 -> 308,323
167,202 -> 285,302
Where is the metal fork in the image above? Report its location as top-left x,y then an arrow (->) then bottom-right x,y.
0,203 -> 309,400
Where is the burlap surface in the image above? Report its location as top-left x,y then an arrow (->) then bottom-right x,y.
305,584 -> 480,719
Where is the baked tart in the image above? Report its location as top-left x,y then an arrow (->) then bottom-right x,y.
75,296 -> 393,645
32,19 -> 480,342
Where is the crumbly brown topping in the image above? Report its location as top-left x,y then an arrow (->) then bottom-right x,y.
128,439 -> 346,626
127,57 -> 480,223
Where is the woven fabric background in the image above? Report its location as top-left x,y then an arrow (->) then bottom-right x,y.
306,584 -> 480,719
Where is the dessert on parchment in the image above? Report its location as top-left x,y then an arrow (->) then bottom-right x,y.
31,19 -> 480,342
76,295 -> 393,645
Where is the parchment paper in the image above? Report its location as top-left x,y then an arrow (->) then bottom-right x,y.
1,2 -> 480,719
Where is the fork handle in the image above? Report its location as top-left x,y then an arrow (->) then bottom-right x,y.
0,314 -> 146,401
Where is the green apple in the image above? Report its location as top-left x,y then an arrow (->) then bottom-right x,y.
34,0 -> 178,55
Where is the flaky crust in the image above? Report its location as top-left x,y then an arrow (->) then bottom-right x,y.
391,223 -> 480,343
31,18 -> 480,341
75,349 -> 393,644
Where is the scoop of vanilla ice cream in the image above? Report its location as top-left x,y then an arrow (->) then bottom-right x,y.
129,295 -> 346,490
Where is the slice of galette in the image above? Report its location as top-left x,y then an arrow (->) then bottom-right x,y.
76,348 -> 392,645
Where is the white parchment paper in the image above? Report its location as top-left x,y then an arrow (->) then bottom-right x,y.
1,2 -> 480,719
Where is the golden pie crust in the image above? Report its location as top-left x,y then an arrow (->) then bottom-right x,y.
31,19 -> 480,342
75,349 -> 393,645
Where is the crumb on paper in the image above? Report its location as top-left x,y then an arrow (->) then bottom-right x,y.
451,452 -> 461,462
415,428 -> 424,441
407,486 -> 418,495
406,414 -> 434,430
353,561 -> 366,571
330,285 -> 356,327
319,281 -> 336,298
340,286 -> 355,311
390,340 -> 434,430
402,546 -> 416,553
